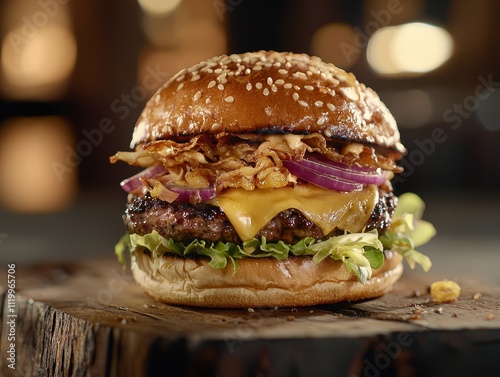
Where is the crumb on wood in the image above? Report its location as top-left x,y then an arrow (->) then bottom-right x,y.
473,292 -> 483,300
430,280 -> 461,303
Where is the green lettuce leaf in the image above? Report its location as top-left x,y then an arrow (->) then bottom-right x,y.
380,192 -> 436,272
304,230 -> 384,284
117,230 -> 384,283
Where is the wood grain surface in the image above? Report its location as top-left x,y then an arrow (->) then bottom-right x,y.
1,258 -> 499,377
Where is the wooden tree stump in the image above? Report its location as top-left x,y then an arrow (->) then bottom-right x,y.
1,258 -> 499,376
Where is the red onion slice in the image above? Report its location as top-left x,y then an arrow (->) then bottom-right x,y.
165,184 -> 216,202
120,164 -> 166,193
300,155 -> 386,186
283,160 -> 363,192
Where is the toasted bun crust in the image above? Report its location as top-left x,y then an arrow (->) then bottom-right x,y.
131,51 -> 405,155
132,251 -> 404,308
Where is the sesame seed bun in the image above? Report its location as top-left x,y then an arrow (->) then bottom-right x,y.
132,251 -> 404,308
131,51 -> 405,155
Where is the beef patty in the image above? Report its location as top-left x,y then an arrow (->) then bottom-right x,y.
124,190 -> 397,244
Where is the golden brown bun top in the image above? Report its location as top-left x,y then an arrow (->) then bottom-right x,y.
131,51 -> 405,154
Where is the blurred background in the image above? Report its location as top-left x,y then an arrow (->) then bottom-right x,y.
0,0 -> 499,281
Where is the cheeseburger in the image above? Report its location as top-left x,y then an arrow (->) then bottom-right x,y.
111,51 -> 435,308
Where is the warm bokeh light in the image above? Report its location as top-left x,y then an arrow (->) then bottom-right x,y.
366,26 -> 400,76
391,23 -> 453,73
138,0 -> 182,16
1,24 -> 77,99
311,23 -> 358,69
0,117 -> 77,213
367,22 -> 454,77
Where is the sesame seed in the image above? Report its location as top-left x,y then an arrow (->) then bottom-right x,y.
245,68 -> 251,75
212,123 -> 221,131
314,101 -> 324,107
214,68 -> 223,74
278,69 -> 288,75
225,96 -> 234,103
263,88 -> 270,96
306,70 -> 313,76
271,84 -> 277,92
329,89 -> 336,97
256,82 -> 263,89
275,79 -> 285,85
324,129 -> 332,137
175,74 -> 185,82
264,107 -> 273,116
176,82 -> 184,91
304,85 -> 314,91
293,71 -> 308,80
284,83 -> 293,89
292,92 -> 299,101
298,100 -> 308,107
193,91 -> 202,101
191,74 -> 200,82
207,80 -> 216,89
267,77 -> 273,85
253,65 -> 263,71
327,103 -> 336,111
316,116 -> 326,126
205,97 -> 211,104
217,84 -> 224,91
246,82 -> 252,91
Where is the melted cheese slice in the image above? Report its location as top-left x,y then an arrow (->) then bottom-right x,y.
210,184 -> 379,241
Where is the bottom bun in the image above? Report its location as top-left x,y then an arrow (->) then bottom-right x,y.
132,251 -> 403,308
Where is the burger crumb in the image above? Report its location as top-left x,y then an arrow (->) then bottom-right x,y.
451,313 -> 458,318
286,316 -> 295,321
273,306 -> 279,310
414,290 -> 421,298
434,307 -> 443,314
473,292 -> 483,300
247,308 -> 255,313
309,310 -> 314,314
486,314 -> 495,321
410,314 -> 421,320
291,308 -> 298,312
412,308 -> 422,315
430,280 -> 461,303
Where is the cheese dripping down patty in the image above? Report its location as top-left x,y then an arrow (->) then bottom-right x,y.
209,184 -> 379,242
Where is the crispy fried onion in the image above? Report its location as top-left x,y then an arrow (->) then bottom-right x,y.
110,133 -> 402,192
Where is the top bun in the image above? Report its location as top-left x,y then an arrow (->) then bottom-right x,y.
131,51 -> 405,154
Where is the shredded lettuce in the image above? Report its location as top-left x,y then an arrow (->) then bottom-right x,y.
115,230 -> 384,283
114,192 -> 436,283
